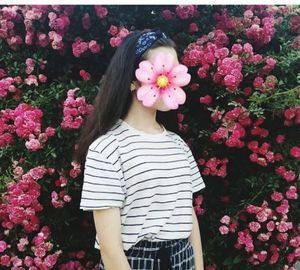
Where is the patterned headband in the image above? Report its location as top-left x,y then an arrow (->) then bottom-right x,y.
135,28 -> 168,66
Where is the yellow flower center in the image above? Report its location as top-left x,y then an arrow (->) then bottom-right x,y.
156,75 -> 169,89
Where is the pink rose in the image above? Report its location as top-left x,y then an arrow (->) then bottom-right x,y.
0,241 -> 7,252
277,221 -> 293,232
108,25 -> 118,36
38,74 -> 47,83
271,191 -> 283,202
219,225 -> 229,234
257,232 -> 271,241
94,5 -> 108,18
45,127 -> 55,137
266,221 -> 275,232
253,76 -> 264,88
88,40 -> 101,53
25,138 -> 42,152
276,134 -> 285,144
110,37 -> 122,48
244,10 -> 254,19
290,146 -> 300,158
220,215 -> 230,225
249,221 -> 261,232
188,23 -> 198,33
231,44 -> 243,54
0,254 -> 10,266
199,95 -> 212,105
286,186 -> 298,200
257,250 -> 267,262
162,10 -> 175,20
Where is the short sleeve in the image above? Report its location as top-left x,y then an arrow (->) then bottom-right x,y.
186,146 -> 206,193
178,136 -> 206,193
79,146 -> 125,211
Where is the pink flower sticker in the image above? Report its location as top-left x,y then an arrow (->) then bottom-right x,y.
135,51 -> 191,109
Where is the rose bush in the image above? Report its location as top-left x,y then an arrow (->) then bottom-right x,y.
0,4 -> 299,270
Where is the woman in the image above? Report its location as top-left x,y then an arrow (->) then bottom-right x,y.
73,28 -> 206,270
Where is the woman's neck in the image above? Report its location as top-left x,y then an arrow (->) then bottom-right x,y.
122,95 -> 163,133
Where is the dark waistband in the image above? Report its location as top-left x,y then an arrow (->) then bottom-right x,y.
135,238 -> 188,248
125,238 -> 189,256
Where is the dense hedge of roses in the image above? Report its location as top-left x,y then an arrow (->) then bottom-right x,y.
0,4 -> 299,270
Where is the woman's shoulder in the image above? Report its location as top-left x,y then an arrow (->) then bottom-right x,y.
88,131 -> 119,159
167,131 -> 190,153
89,119 -> 122,150
167,130 -> 186,143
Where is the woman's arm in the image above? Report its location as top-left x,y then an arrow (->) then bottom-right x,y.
188,207 -> 204,270
93,207 -> 132,270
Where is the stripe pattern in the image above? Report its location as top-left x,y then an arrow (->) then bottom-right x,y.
79,118 -> 206,252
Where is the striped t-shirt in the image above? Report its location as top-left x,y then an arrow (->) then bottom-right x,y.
79,118 -> 206,251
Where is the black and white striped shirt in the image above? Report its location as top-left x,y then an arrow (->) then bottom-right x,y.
79,118 -> 206,251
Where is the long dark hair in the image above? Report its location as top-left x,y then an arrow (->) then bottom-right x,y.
72,29 -> 180,167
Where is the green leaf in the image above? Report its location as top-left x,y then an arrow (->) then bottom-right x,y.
233,255 -> 243,264
223,257 -> 233,266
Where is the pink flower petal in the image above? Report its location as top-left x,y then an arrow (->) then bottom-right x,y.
169,64 -> 191,86
161,92 -> 178,109
161,86 -> 186,109
171,73 -> 191,87
135,61 -> 156,83
169,64 -> 188,76
153,51 -> 176,75
169,85 -> 187,104
136,84 -> 160,107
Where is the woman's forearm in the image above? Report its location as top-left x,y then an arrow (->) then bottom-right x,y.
101,247 -> 132,270
93,208 -> 132,270
188,207 -> 204,270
